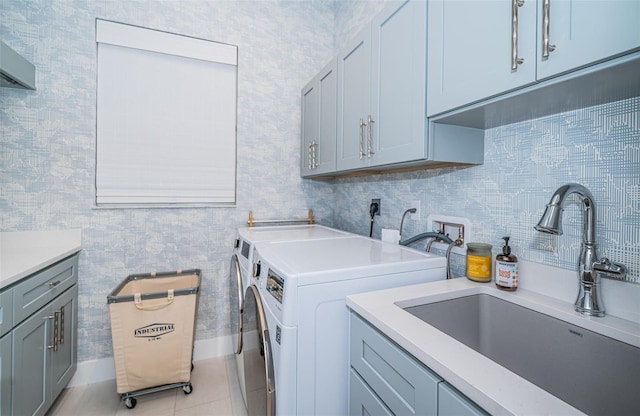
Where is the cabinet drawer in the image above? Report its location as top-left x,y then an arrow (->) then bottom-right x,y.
12,255 -> 78,325
350,368 -> 393,416
350,313 -> 441,415
0,289 -> 13,337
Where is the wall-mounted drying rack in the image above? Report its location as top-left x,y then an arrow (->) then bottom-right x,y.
247,209 -> 314,227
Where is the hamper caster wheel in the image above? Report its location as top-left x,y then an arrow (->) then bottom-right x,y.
182,383 -> 193,394
124,397 -> 137,409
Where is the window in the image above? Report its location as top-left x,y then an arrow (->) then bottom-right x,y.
95,19 -> 237,206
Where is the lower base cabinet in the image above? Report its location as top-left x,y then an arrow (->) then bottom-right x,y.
12,305 -> 49,416
3,254 -> 79,416
349,312 -> 488,416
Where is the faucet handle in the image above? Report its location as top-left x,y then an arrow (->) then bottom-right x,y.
593,257 -> 627,278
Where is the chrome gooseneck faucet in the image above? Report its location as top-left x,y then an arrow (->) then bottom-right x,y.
535,183 -> 627,317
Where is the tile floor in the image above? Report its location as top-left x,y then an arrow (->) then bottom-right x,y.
47,355 -> 248,416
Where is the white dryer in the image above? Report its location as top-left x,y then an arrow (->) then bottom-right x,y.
246,236 -> 447,416
229,225 -> 353,407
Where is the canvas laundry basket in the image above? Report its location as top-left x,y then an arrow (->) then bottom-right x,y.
107,269 -> 201,394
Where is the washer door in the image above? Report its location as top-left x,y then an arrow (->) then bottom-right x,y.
243,285 -> 276,416
229,254 -> 244,354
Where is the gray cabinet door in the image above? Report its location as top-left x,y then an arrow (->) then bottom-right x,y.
428,0 -> 640,117
339,1 -> 431,170
337,24 -> 372,171
350,313 -> 441,415
301,76 -> 319,177
49,285 -> 78,401
12,306 -> 50,416
1,333 -> 12,416
427,0 -> 537,116
301,59 -> 337,177
371,0 -> 428,166
315,61 -> 337,175
536,0 -> 640,80
11,286 -> 77,416
349,368 -> 393,416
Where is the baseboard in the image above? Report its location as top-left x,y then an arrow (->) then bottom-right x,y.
68,334 -> 234,388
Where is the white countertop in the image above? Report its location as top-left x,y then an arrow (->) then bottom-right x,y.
0,229 -> 82,290
347,275 -> 640,416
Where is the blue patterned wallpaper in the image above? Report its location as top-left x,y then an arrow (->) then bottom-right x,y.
1,0 -> 638,366
331,1 -> 639,285
1,0 -> 337,362
330,99 -> 640,283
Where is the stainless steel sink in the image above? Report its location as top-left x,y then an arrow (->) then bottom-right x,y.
403,294 -> 640,416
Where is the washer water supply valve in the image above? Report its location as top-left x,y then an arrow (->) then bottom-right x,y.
426,214 -> 472,256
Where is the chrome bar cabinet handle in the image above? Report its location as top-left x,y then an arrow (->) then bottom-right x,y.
366,115 -> 375,158
511,0 -> 525,70
359,118 -> 366,159
59,305 -> 65,345
542,0 -> 556,58
308,140 -> 318,169
312,141 -> 318,168
46,311 -> 59,351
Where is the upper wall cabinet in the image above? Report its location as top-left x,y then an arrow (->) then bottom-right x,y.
305,0 -> 482,178
339,0 -> 443,171
427,0 -> 640,118
336,22 -> 372,171
301,59 -> 338,177
535,0 -> 640,80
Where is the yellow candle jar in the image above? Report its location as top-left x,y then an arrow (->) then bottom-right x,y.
466,243 -> 493,282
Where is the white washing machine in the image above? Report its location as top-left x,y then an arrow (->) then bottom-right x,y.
245,236 -> 447,416
229,225 -> 353,407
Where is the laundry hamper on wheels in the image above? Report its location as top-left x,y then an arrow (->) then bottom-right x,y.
107,269 -> 201,409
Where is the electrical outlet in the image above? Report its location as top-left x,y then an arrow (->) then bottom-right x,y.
371,198 -> 381,216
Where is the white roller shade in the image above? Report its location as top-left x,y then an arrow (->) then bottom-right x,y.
96,19 -> 237,206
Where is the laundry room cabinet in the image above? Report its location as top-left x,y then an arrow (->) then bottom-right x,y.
336,22 -> 371,171
427,0 -> 640,117
301,59 -> 337,177
349,312 -> 488,416
3,254 -> 78,416
337,0 -> 433,171
302,0 -> 483,178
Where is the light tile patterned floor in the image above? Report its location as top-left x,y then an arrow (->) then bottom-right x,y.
47,356 -> 248,416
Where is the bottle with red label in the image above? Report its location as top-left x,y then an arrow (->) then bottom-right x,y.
495,236 -> 518,291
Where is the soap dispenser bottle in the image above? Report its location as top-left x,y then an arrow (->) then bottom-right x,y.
495,236 -> 518,291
